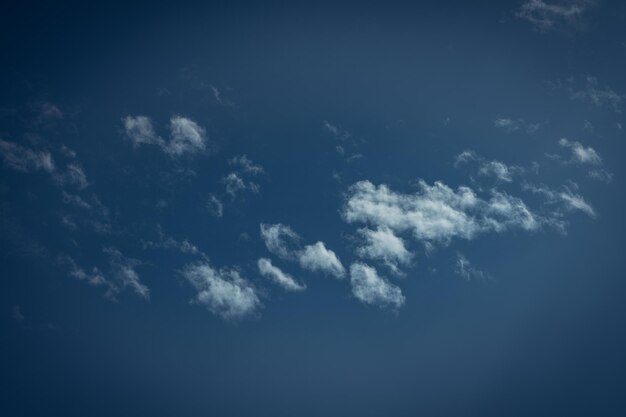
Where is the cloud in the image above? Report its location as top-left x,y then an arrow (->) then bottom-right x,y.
349,263 -> 405,309
558,76 -> 622,112
356,227 -> 413,274
206,194 -> 224,217
182,262 -> 261,320
64,163 -> 89,189
516,0 -> 596,32
258,258 -> 306,291
522,183 -> 596,217
455,150 -> 526,183
260,223 -> 301,260
222,172 -> 260,198
493,118 -> 543,134
298,241 -> 346,279
122,116 -> 164,148
166,116 -> 208,157
343,180 -> 539,245
323,120 -> 351,141
142,225 -> 208,260
104,247 -> 150,300
587,169 -> 613,183
229,155 -> 265,175
122,115 -> 209,157
260,223 -> 345,278
59,255 -> 119,300
454,253 -> 490,281
0,139 -> 56,173
12,305 -> 25,324
558,138 -> 602,165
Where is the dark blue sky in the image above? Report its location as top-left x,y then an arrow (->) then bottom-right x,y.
2,1 -> 626,416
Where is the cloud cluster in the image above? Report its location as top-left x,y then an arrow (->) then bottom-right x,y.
343,180 -> 539,246
122,115 -> 209,157
182,262 -> 260,320
260,223 -> 346,279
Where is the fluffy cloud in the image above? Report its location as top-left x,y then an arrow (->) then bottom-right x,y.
260,223 -> 345,278
258,258 -> 305,291
122,116 -> 164,148
167,116 -> 207,156
356,227 -> 413,274
122,115 -> 209,157
182,262 -> 260,320
222,172 -> 260,198
206,194 -> 224,217
343,180 -> 539,245
349,263 -> 405,309
260,223 -> 301,260
298,242 -> 346,279
558,138 -> 602,165
516,0 -> 596,32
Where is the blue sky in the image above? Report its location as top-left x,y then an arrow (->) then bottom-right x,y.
2,1 -> 626,415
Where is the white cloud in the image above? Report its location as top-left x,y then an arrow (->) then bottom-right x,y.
454,253 -> 490,281
60,255 -> 119,300
522,183 -> 596,217
323,120 -> 351,141
182,262 -> 260,320
122,115 -> 209,157
122,116 -> 164,148
516,0 -> 596,32
455,150 -> 525,182
356,227 -> 413,274
222,172 -> 260,198
558,138 -> 602,165
298,241 -> 346,279
258,258 -> 306,291
349,263 -> 405,309
104,247 -> 150,300
166,116 -> 207,157
343,180 -> 539,245
587,169 -> 613,183
64,163 -> 89,189
260,223 -> 301,260
229,155 -> 264,175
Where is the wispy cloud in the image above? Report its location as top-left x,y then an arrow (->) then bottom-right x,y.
206,194 -> 224,217
182,262 -> 261,320
493,118 -> 543,134
258,258 -> 306,291
229,155 -> 265,175
516,0 -> 596,32
104,247 -> 150,300
551,76 -> 623,112
222,172 -> 260,198
558,138 -> 602,165
349,263 -> 405,310
454,253 -> 491,281
59,255 -> 119,300
522,182 -> 596,217
455,150 -> 528,183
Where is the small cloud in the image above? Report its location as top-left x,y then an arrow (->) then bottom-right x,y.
298,241 -> 346,279
516,0 -> 596,33
323,120 -> 351,141
0,139 -> 56,174
12,305 -> 25,324
260,223 -> 301,260
182,262 -> 261,320
258,258 -> 306,291
122,115 -> 164,148
556,76 -> 623,112
222,172 -> 260,198
587,169 -> 613,183
454,253 -> 491,281
349,263 -> 405,310
104,247 -> 150,300
206,194 -> 224,217
493,118 -> 544,134
229,155 -> 265,175
558,138 -> 602,165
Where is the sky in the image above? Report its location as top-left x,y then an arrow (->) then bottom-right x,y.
1,0 -> 626,416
